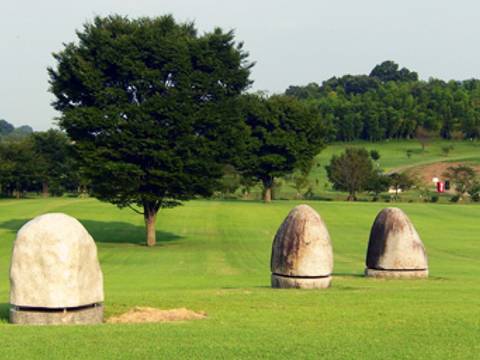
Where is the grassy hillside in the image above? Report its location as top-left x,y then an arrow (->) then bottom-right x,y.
0,198 -> 478,358
275,139 -> 480,199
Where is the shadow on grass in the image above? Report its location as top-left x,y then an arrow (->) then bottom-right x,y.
0,303 -> 9,322
0,219 -> 182,246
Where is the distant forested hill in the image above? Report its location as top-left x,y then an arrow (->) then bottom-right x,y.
0,119 -> 33,139
285,60 -> 480,142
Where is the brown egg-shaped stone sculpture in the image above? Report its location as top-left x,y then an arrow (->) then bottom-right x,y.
365,207 -> 428,279
271,205 -> 333,289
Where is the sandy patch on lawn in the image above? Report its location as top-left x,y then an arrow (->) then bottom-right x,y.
107,307 -> 207,324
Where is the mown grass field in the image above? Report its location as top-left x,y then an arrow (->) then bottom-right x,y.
0,198 -> 479,359
274,139 -> 480,201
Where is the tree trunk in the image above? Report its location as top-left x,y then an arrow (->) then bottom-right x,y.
42,181 -> 49,198
143,201 -> 159,247
15,182 -> 20,199
264,187 -> 272,202
347,191 -> 356,201
262,177 -> 274,203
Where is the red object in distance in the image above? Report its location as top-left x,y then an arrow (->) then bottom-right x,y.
437,181 -> 445,193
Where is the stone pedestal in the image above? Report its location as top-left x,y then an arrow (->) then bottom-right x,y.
364,268 -> 428,279
271,274 -> 331,289
10,304 -> 104,325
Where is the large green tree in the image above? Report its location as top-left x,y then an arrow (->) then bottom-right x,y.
237,94 -> 325,202
49,15 -> 252,246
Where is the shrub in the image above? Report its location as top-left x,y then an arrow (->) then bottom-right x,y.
450,195 -> 460,203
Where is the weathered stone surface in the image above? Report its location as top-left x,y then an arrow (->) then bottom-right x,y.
271,274 -> 331,289
10,304 -> 104,325
271,205 -> 333,289
365,207 -> 428,278
364,268 -> 428,279
10,213 -> 104,309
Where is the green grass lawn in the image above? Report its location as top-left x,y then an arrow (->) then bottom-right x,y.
0,198 -> 479,359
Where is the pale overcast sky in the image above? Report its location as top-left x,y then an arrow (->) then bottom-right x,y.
1,0 -> 479,130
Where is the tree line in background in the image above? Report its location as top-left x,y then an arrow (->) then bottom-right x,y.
0,129 -> 81,198
0,119 -> 33,139
285,60 -> 480,141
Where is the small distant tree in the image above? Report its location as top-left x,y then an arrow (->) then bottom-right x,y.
418,186 -> 431,203
237,94 -> 326,202
389,172 -> 414,200
441,144 -> 454,157
443,165 -> 477,200
218,165 -> 241,198
467,182 -> 480,202
366,171 -> 390,201
292,170 -> 312,199
326,148 -> 375,201
370,149 -> 381,162
238,175 -> 257,200
415,127 -> 433,152
285,159 -> 315,199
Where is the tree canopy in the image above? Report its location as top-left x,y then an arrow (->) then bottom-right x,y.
369,60 -> 418,83
0,119 -> 33,139
325,147 -> 375,201
236,94 -> 326,202
48,15 -> 253,246
31,130 -> 76,196
285,61 -> 480,141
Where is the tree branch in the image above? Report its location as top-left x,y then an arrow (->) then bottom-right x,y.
127,204 -> 144,215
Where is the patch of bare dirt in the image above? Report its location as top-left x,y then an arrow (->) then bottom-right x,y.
107,307 -> 207,324
405,161 -> 480,186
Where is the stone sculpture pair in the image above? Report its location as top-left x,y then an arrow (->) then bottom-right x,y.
271,205 -> 428,289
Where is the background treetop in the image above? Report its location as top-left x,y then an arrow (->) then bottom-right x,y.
285,60 -> 480,141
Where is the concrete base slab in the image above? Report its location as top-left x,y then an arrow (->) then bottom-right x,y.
365,268 -> 428,279
271,274 -> 331,289
10,304 -> 104,325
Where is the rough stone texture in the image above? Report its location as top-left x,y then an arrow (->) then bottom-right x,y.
271,274 -> 331,289
365,207 -> 428,278
10,213 -> 104,309
365,268 -> 428,279
271,205 -> 333,289
10,304 -> 103,325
